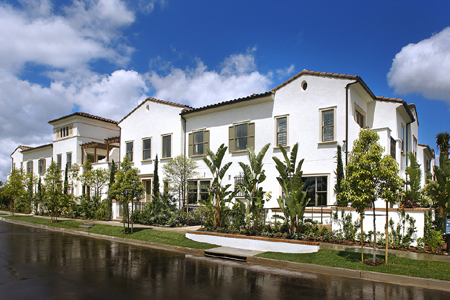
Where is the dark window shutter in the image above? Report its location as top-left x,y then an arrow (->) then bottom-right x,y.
188,133 -> 193,157
248,122 -> 255,150
204,130 -> 210,153
229,126 -> 235,152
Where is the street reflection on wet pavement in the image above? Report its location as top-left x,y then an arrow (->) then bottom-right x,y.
0,222 -> 448,300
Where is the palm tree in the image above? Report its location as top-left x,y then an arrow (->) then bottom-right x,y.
436,132 -> 450,158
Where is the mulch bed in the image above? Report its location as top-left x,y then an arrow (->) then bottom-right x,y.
363,259 -> 384,266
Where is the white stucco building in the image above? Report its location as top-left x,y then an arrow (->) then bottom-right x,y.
9,70 -> 435,224
117,70 -> 434,217
9,112 -> 120,199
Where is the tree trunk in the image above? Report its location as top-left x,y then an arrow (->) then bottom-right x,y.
122,202 -> 126,234
373,203 -> 376,264
360,216 -> 364,262
131,200 -> 134,234
385,201 -> 389,264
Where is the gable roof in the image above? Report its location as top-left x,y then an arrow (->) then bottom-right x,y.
180,92 -> 273,116
48,112 -> 118,125
21,143 -> 53,153
11,145 -> 32,156
119,97 -> 191,124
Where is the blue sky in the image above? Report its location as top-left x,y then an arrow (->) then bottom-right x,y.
1,0 -> 450,181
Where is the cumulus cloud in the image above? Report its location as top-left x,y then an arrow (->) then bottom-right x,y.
276,64 -> 295,78
387,27 -> 450,104
148,53 -> 272,108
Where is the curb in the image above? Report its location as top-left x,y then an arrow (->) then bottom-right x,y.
2,218 -> 450,292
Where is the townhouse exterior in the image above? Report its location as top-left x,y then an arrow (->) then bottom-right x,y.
10,113 -> 120,198
9,70 -> 435,221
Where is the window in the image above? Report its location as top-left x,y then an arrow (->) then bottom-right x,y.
276,116 -> 288,147
20,162 -> 23,172
38,158 -> 46,175
58,126 -> 71,138
390,137 -> 396,160
188,130 -> 210,157
26,161 -> 33,174
302,176 -> 327,207
66,153 -> 72,169
57,154 -> 62,170
143,138 -> 151,160
126,141 -> 133,161
355,110 -> 364,128
187,180 -> 210,204
401,125 -> 405,153
320,108 -> 336,142
228,122 -> 255,152
162,135 -> 172,158
87,154 -> 95,163
413,136 -> 418,157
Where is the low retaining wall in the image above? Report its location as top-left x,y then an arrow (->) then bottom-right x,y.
186,231 -> 319,253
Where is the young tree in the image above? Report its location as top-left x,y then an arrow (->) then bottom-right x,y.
340,129 -> 403,263
63,164 -> 69,195
272,143 -> 309,235
334,145 -> 346,206
153,154 -> 160,200
110,156 -> 144,233
238,143 -> 271,231
405,151 -> 423,205
107,160 -> 117,219
44,161 -> 63,223
201,144 -> 237,229
36,177 -> 43,214
163,154 -> 199,210
4,167 -> 26,216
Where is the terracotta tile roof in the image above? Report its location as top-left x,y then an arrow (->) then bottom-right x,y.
11,145 -> 32,156
48,112 -> 118,125
119,97 -> 191,124
272,69 -> 360,91
180,92 -> 273,116
375,96 -> 404,103
21,143 -> 53,153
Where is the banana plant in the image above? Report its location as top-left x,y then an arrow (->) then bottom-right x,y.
272,143 -> 309,235
238,143 -> 271,231
201,144 -> 237,229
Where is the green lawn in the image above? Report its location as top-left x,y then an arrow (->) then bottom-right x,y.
0,212 -> 8,216
86,224 -> 218,250
3,216 -> 217,250
257,250 -> 450,281
3,216 -> 83,229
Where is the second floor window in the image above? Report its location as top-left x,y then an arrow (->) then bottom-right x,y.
229,122 -> 255,152
162,135 -> 171,158
67,153 -> 72,169
355,110 -> 364,128
38,159 -> 46,174
57,154 -> 62,170
126,142 -> 133,161
322,109 -> 334,142
143,138 -> 151,160
27,161 -> 33,174
276,117 -> 287,147
390,137 -> 396,160
189,130 -> 210,157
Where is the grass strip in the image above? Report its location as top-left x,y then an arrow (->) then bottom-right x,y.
2,216 -> 218,250
3,216 -> 83,229
86,224 -> 218,250
257,250 -> 450,282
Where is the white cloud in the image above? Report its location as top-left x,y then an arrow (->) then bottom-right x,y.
149,53 -> 272,108
276,64 -> 295,78
387,27 -> 450,104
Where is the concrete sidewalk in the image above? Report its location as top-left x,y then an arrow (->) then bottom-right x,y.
0,211 -> 201,234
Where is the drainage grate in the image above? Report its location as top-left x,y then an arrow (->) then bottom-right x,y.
204,251 -> 247,262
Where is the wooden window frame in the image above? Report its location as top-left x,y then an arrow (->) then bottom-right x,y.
275,115 -> 289,148
188,130 -> 210,157
56,154 -> 62,170
228,121 -> 255,153
319,107 -> 337,144
161,134 -> 172,159
38,158 -> 46,175
125,141 -> 134,162
142,138 -> 152,161
66,152 -> 72,170
26,161 -> 33,174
